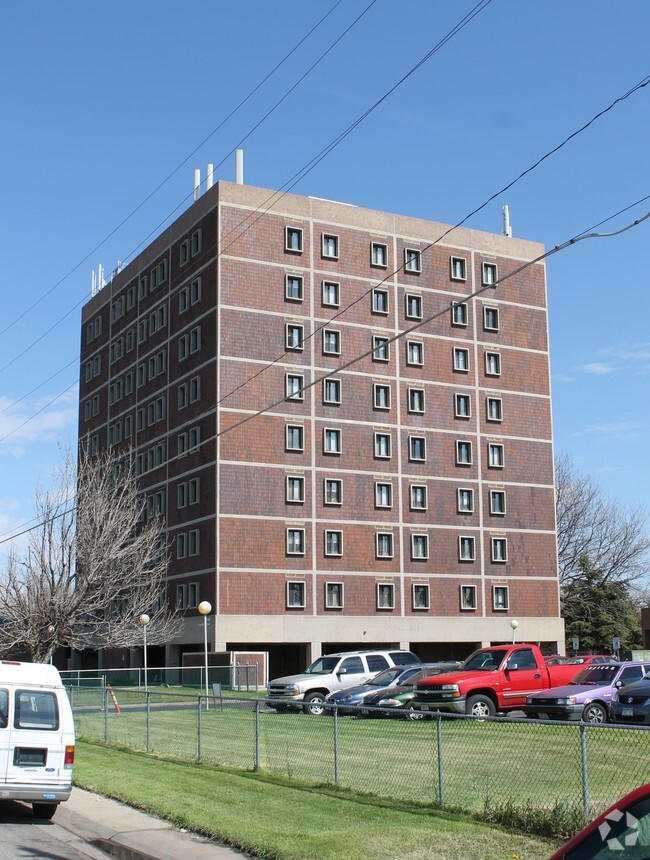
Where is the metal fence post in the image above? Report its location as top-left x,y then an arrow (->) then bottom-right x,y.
333,705 -> 339,784
103,686 -> 109,744
436,714 -> 444,807
197,696 -> 203,762
146,692 -> 151,753
255,699 -> 260,771
580,724 -> 589,819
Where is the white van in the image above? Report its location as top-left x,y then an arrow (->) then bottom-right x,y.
0,660 -> 75,819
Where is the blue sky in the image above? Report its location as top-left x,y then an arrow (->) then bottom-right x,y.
0,0 -> 648,548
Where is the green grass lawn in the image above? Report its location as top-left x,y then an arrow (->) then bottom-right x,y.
73,698 -> 650,821
74,740 -> 561,860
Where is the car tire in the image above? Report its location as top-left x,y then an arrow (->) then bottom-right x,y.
303,693 -> 326,716
33,803 -> 57,820
466,694 -> 496,718
582,702 -> 607,724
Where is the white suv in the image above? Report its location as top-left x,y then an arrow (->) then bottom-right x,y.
265,649 -> 420,715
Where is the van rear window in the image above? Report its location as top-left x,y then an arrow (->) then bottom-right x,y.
0,690 -> 7,729
14,691 -> 59,730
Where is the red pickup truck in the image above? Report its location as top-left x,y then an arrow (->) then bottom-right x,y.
412,644 -> 582,718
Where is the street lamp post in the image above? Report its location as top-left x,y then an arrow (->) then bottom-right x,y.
198,601 -> 212,709
510,619 -> 519,644
139,614 -> 150,692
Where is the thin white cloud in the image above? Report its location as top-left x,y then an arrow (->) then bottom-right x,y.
574,421 -> 641,437
552,373 -> 574,383
575,362 -> 616,375
0,387 -> 78,451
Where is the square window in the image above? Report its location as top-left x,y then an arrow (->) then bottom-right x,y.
324,427 -> 341,454
286,374 -> 304,401
490,490 -> 506,515
322,233 -> 339,259
458,535 -> 476,562
405,294 -> 422,320
286,324 -> 303,351
410,485 -> 427,510
373,383 -> 391,410
375,482 -> 392,508
322,280 -> 340,307
454,347 -> 470,372
371,242 -> 388,267
286,424 -> 304,451
460,584 -> 477,610
457,488 -> 474,514
286,475 -> 305,504
455,440 -> 473,466
372,289 -> 389,315
177,533 -> 187,560
180,240 -> 189,266
176,584 -> 186,608
187,582 -> 199,609
374,432 -> 392,459
139,276 -> 148,299
491,538 -> 508,563
411,535 -> 429,561
450,256 -> 467,281
407,341 -> 424,366
404,248 -> 421,273
177,482 -> 187,509
325,582 -> 344,609
285,275 -> 303,301
287,580 -> 306,607
324,530 -> 343,557
455,393 -> 471,418
191,229 -> 202,256
286,529 -> 305,556
412,583 -> 430,610
323,329 -> 341,355
323,378 -> 341,404
372,335 -> 390,361
285,227 -> 303,253
189,477 -> 200,504
188,529 -> 200,556
377,582 -> 395,608
451,303 -> 468,327
376,532 -> 394,559
485,351 -> 501,376
488,443 -> 504,468
409,435 -> 426,462
484,306 -> 499,331
487,397 -> 503,422
493,585 -> 509,610
482,262 -> 498,286
324,478 -> 342,505
190,376 -> 200,403
408,387 -> 425,414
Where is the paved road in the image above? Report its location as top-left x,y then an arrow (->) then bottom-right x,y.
0,800 -> 105,859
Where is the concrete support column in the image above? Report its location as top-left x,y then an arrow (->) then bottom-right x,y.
400,641 -> 410,652
306,642 -> 322,664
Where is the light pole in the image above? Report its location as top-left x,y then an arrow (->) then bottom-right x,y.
198,601 -> 212,709
139,614 -> 150,692
47,625 -> 56,665
510,619 -> 519,644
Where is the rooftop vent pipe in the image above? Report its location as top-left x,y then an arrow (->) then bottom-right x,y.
502,205 -> 512,238
206,163 -> 214,191
193,169 -> 201,201
236,149 -> 244,185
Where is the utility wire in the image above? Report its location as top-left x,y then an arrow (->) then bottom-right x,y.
1,202 -> 647,546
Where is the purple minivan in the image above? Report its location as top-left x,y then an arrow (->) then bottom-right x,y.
523,661 -> 650,723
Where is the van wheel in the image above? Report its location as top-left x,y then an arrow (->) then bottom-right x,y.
33,803 -> 57,820
303,693 -> 326,715
466,695 -> 496,718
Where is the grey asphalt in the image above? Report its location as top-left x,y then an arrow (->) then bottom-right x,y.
56,787 -> 251,860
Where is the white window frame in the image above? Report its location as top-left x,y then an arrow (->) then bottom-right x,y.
405,293 -> 422,320
373,432 -> 392,459
376,582 -> 395,609
457,488 -> 474,514
322,233 -> 339,259
411,533 -> 429,560
412,583 -> 430,610
325,581 -> 344,609
285,274 -> 303,302
323,329 -> 341,356
322,280 -> 340,307
376,532 -> 394,559
286,529 -> 305,556
285,227 -> 303,253
323,478 -> 342,506
451,302 -> 468,327
323,378 -> 341,405
374,482 -> 393,509
286,373 -> 304,401
460,584 -> 477,610
492,584 -> 509,610
287,580 -> 306,608
372,289 -> 389,315
455,440 -> 473,466
458,535 -> 476,562
373,383 -> 391,410
490,490 -> 506,516
454,347 -> 470,372
323,427 -> 341,455
482,262 -> 498,286
407,340 -> 424,367
410,484 -> 427,511
371,242 -> 388,268
450,256 -> 467,281
488,443 -> 505,468
409,435 -> 426,462
408,387 -> 425,414
491,537 -> 508,563
485,351 -> 501,377
286,475 -> 305,504
484,306 -> 499,331
487,396 -> 503,422
455,393 -> 471,418
324,529 -> 343,557
286,323 -> 304,351
404,248 -> 421,273
286,424 -> 304,452
372,335 -> 390,361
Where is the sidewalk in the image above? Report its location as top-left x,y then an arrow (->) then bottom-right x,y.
56,787 -> 251,860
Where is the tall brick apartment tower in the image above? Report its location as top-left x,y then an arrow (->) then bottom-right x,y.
79,179 -> 564,675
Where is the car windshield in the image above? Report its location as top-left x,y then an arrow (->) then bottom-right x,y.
461,650 -> 504,671
366,667 -> 404,687
571,665 -> 618,685
305,657 -> 340,675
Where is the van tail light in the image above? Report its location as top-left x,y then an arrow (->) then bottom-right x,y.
64,746 -> 75,767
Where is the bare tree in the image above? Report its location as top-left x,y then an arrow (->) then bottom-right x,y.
555,452 -> 650,587
0,448 -> 179,663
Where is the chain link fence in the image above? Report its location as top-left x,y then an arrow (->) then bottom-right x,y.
72,690 -> 650,825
